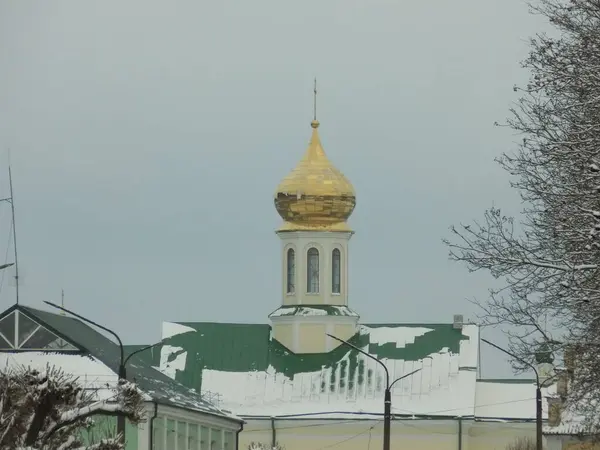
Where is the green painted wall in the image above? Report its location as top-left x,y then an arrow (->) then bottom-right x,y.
126,420 -> 139,450
79,416 -> 139,450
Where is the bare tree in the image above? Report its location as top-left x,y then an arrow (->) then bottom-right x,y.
444,0 -> 600,433
0,364 -> 144,450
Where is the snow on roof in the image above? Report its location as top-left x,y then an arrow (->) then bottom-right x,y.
202,365 -> 477,419
195,324 -> 480,419
543,392 -> 597,436
162,322 -> 196,339
366,326 -> 433,348
544,405 -> 587,435
0,352 -> 135,401
0,305 -> 242,424
159,344 -> 187,379
269,306 -> 359,318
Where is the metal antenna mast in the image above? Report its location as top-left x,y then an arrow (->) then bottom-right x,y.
8,167 -> 19,304
1,165 -> 19,304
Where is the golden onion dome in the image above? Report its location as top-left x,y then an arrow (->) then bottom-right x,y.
274,120 -> 356,232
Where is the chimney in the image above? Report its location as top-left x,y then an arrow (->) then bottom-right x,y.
564,344 -> 579,374
556,369 -> 569,398
453,314 -> 464,330
547,397 -> 563,427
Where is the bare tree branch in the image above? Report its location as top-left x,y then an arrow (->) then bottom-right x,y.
0,364 -> 144,450
444,0 -> 600,432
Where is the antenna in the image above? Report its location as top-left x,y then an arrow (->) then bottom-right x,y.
313,78 -> 317,121
61,289 -> 65,316
0,165 -> 19,304
8,167 -> 19,304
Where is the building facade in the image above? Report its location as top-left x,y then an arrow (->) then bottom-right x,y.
0,304 -> 243,450
148,116 -> 554,450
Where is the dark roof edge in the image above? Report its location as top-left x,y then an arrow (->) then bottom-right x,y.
477,378 -> 537,384
169,321 -> 271,327
157,400 -> 244,425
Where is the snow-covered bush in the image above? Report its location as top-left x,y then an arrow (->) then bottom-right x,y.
247,442 -> 283,450
0,364 -> 144,450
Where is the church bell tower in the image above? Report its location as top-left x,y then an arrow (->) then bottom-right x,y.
269,83 -> 359,354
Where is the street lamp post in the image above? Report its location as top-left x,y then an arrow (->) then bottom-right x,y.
327,334 -> 421,450
481,338 -> 543,450
123,341 -> 165,367
44,301 -> 128,443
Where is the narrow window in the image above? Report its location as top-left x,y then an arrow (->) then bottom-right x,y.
286,248 -> 296,294
307,247 -> 320,293
332,248 -> 341,294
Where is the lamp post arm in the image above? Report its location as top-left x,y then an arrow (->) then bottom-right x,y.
481,338 -> 540,388
124,341 -> 165,367
327,333 -> 390,389
44,301 -> 125,370
388,368 -> 421,390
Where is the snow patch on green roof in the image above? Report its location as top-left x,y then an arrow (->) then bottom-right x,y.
269,305 -> 359,318
162,322 -> 196,339
364,326 -> 433,348
157,321 -> 480,418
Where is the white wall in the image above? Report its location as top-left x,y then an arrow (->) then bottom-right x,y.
138,403 -> 242,450
239,418 -> 541,450
277,231 -> 353,306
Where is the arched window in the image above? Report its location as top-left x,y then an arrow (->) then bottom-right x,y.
286,248 -> 295,294
332,248 -> 341,294
307,247 -> 320,293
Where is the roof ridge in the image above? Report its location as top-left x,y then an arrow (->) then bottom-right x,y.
170,321 -> 270,326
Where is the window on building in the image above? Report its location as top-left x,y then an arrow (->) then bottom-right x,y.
211,428 -> 222,450
0,311 -> 77,351
224,431 -> 234,450
177,421 -> 187,450
166,419 -> 176,449
286,248 -> 295,294
332,248 -> 341,294
0,312 -> 15,348
200,426 -> 209,450
189,423 -> 199,450
152,417 -> 165,450
307,247 -> 319,293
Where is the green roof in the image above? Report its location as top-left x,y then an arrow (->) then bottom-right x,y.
0,305 -> 240,423
156,322 -> 470,395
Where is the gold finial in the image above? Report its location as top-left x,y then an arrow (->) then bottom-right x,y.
311,78 -> 320,129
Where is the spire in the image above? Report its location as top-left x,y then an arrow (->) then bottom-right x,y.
273,83 -> 356,232
312,78 -> 319,129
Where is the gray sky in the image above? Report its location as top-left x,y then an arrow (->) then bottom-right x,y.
0,0 -> 548,377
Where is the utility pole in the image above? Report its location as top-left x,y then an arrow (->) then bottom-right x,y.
481,338 -> 543,450
0,166 -> 19,303
327,333 -> 421,450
